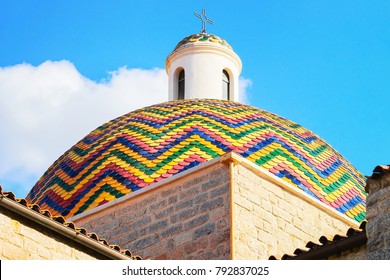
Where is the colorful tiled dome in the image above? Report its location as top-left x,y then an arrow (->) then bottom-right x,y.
26,99 -> 367,221
173,33 -> 232,52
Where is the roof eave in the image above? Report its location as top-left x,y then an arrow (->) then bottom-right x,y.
0,193 -> 132,260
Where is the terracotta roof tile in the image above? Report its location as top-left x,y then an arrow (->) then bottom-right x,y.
365,164 -> 390,193
269,222 -> 367,260
0,184 -> 141,260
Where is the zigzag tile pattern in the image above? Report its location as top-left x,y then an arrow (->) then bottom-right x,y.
26,99 -> 367,221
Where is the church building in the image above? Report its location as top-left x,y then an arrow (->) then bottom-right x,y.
1,10 -> 389,260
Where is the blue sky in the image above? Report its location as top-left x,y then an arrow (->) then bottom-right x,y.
1,0 -> 390,197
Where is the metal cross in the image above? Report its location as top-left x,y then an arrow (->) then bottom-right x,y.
194,8 -> 214,33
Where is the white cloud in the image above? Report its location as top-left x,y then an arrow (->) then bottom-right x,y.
0,61 -> 168,196
0,60 -> 252,197
239,77 -> 252,104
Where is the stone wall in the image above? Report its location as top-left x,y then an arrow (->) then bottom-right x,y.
232,162 -> 356,259
73,154 -> 361,260
73,162 -> 231,259
0,207 -> 97,260
366,175 -> 390,259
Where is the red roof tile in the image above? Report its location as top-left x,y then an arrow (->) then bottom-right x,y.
269,222 -> 367,260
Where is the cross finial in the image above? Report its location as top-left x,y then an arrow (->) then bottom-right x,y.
194,8 -> 214,34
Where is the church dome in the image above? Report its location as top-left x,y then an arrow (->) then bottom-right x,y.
172,33 -> 233,52
26,99 -> 366,221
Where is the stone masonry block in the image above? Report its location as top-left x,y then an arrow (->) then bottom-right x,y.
111,222 -> 135,238
179,185 -> 200,199
184,213 -> 210,230
161,188 -> 179,198
2,228 -> 24,248
184,235 -> 209,255
171,206 -> 199,223
193,222 -> 216,239
155,206 -> 174,220
234,195 -> 253,211
149,200 -> 167,211
210,184 -> 230,197
278,199 -> 296,216
161,224 -> 183,238
200,197 -> 224,212
168,195 -> 178,205
172,231 -> 193,247
24,239 -> 39,254
132,235 -> 160,251
148,219 -> 169,233
175,198 -> 193,211
194,193 -> 209,204
209,205 -> 229,221
208,167 -> 227,179
131,216 -> 152,229
123,230 -> 139,243
202,177 -> 223,192
2,242 -> 30,259
141,239 -> 168,258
